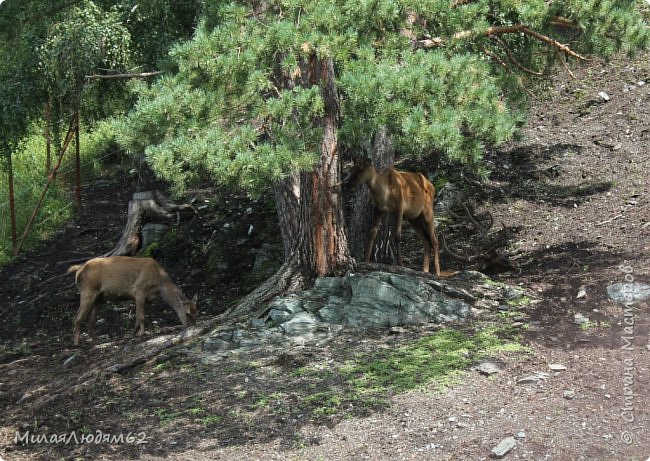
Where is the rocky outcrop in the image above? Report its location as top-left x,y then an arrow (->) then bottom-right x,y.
203,269 -> 527,355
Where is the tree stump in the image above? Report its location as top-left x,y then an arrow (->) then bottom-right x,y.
104,191 -> 194,257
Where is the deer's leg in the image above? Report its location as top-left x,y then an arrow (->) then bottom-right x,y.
133,295 -> 146,337
366,209 -> 385,263
86,298 -> 103,343
73,291 -> 97,346
410,217 -> 431,273
422,208 -> 441,276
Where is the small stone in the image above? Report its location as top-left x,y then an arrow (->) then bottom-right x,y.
491,436 -> 516,458
473,359 -> 503,376
576,286 -> 587,299
248,318 -> 265,329
516,372 -> 549,385
516,431 -> 527,439
574,313 -> 589,325
563,390 -> 575,399
598,91 -> 610,101
548,363 -> 567,371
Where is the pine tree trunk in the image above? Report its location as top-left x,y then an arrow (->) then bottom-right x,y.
228,55 -> 352,319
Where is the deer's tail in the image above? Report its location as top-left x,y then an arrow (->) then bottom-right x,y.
67,264 -> 82,274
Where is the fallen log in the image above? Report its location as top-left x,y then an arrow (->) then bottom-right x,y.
104,190 -> 195,257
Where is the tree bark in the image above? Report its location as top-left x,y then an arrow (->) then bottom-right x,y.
348,126 -> 397,264
228,54 -> 353,318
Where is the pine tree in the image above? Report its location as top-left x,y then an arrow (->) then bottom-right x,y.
115,0 -> 649,313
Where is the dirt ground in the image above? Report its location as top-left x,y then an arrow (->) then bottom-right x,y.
1,53 -> 649,461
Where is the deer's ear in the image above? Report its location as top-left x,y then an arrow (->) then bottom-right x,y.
191,293 -> 198,303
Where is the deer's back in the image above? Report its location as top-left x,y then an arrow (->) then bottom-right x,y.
76,256 -> 163,299
386,169 -> 434,218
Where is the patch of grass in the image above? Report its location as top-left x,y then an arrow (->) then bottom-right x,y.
153,361 -> 171,371
154,408 -> 184,426
0,340 -> 31,358
295,327 -> 525,419
303,392 -> 344,416
579,319 -> 611,330
199,415 -> 222,427
498,309 -> 524,319
506,295 -> 532,307
154,406 -> 221,427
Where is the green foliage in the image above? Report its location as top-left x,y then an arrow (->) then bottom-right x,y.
116,0 -> 648,195
101,0 -> 204,68
0,121 -> 113,264
39,1 -> 131,109
0,0 -> 59,148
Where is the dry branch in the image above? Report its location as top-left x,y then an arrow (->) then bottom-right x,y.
420,24 -> 589,61
85,71 -> 162,80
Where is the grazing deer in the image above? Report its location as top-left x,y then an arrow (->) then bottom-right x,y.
345,157 -> 450,276
67,256 -> 198,346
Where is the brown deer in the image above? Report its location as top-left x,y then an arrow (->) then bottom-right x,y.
345,157 -> 451,276
67,256 -> 198,346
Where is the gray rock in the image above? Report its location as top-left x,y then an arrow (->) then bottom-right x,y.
204,269 -> 526,353
203,337 -> 232,352
314,277 -> 347,291
473,359 -> 503,376
491,436 -> 516,458
606,282 -> 650,303
268,308 -> 293,324
516,372 -> 549,385
280,312 -> 320,336
248,318 -> 266,329
548,363 -> 567,371
302,299 -> 326,313
343,272 -> 472,329
268,294 -> 304,314
563,390 -> 576,399
318,302 -> 345,324
574,313 -> 589,325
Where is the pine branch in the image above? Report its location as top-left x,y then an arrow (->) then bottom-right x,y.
420,24 -> 589,61
479,44 -> 509,73
491,36 -> 545,76
556,49 -> 576,79
550,16 -> 581,30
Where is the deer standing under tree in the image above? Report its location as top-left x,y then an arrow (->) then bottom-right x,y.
345,157 -> 453,277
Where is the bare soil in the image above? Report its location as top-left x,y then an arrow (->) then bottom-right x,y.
1,53 -> 649,461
